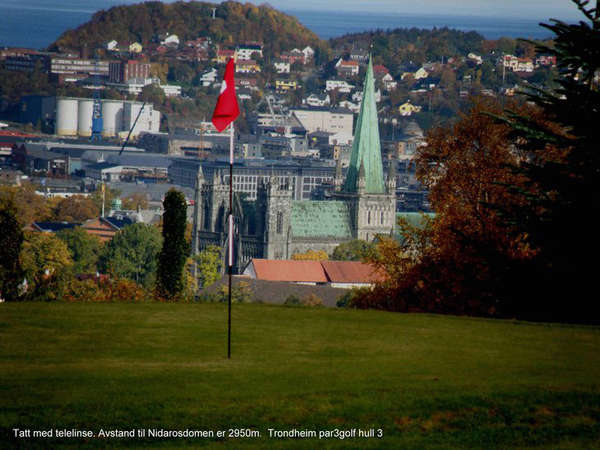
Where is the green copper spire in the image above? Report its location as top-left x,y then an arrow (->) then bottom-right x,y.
343,56 -> 385,194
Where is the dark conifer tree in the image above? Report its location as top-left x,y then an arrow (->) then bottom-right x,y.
0,200 -> 24,301
496,0 -> 600,322
156,190 -> 189,300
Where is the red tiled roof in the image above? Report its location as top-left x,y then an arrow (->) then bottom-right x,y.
321,261 -> 386,284
247,259 -> 385,284
250,259 -> 328,283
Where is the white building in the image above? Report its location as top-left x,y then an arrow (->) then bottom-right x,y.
302,46 -> 315,63
325,80 -> 354,93
200,68 -> 218,87
274,60 -> 291,74
290,107 -> 354,145
161,34 -> 180,47
304,93 -> 330,107
352,89 -> 381,103
107,78 -> 182,97
237,44 -> 263,61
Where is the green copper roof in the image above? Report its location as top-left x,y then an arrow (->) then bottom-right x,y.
343,57 -> 385,194
291,201 -> 352,239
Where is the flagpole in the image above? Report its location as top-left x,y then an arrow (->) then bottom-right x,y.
228,122 -> 234,359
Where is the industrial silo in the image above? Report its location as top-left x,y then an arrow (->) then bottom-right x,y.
101,100 -> 124,138
77,99 -> 94,137
55,97 -> 79,136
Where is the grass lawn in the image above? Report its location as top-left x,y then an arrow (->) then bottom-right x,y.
1,302 -> 599,449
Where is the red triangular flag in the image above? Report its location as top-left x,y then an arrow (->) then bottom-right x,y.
211,58 -> 240,132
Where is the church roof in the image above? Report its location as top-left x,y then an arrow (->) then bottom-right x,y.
343,57 -> 385,194
291,201 -> 352,239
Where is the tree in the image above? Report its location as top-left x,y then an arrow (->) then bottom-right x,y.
155,190 -> 189,300
0,183 -> 53,226
91,186 -> 121,215
121,193 -> 149,210
493,1 -> 600,322
358,98 -> 535,317
98,223 -> 162,288
291,249 -> 328,261
53,195 -> 99,222
20,232 -> 73,299
0,200 -> 24,301
331,239 -> 375,261
56,227 -> 102,274
194,245 -> 222,288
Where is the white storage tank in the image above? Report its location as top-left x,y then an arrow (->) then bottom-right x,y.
55,97 -> 79,136
101,100 -> 123,137
77,99 -> 94,137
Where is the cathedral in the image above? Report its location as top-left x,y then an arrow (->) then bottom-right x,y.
191,58 -> 396,272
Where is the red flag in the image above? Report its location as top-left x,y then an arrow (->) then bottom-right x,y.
211,58 -> 240,132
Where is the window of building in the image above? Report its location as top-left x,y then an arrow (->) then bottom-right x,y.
276,212 -> 283,234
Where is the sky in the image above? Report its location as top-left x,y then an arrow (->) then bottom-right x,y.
273,0 -> 581,18
95,0 -> 584,20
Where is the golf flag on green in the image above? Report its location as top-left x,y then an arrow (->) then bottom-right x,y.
211,58 -> 240,133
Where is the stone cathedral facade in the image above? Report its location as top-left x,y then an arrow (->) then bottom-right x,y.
191,58 -> 396,273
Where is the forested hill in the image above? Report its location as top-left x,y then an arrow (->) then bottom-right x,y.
49,1 -> 327,57
331,28 -> 486,70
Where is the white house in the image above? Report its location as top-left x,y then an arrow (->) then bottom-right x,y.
352,89 -> 381,103
106,40 -> 118,51
200,68 -> 218,87
302,46 -> 315,63
325,80 -> 354,93
274,60 -> 290,74
161,34 -> 180,47
338,100 -> 359,113
381,73 -> 397,91
304,93 -> 330,107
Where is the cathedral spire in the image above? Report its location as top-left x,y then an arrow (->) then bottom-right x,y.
343,56 -> 385,194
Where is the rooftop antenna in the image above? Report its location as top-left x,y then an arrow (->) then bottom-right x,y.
119,102 -> 146,156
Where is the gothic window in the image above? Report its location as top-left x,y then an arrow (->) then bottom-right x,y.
381,211 -> 384,225
368,211 -> 371,224
276,211 -> 283,234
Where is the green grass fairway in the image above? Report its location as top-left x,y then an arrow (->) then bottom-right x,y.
1,303 -> 599,449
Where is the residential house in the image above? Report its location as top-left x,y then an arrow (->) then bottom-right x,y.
325,79 -> 354,93
381,73 -> 397,91
338,100 -> 359,113
280,49 -> 305,65
200,68 -> 218,87
349,48 -> 369,63
215,48 -> 237,64
81,216 -> 134,242
273,60 -> 290,74
336,59 -> 360,77
467,52 -> 483,65
302,46 -> 315,64
398,101 -> 422,117
235,77 -> 259,91
236,59 -> 261,74
401,67 -> 429,80
304,93 -> 331,107
129,42 -> 143,53
352,89 -> 381,103
237,42 -> 263,61
161,34 -> 180,48
106,40 -> 118,51
275,78 -> 298,93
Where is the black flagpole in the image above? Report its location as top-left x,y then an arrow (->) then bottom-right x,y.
228,123 -> 233,359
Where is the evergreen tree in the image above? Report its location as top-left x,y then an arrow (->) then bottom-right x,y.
0,200 -> 24,301
495,0 -> 600,322
156,190 -> 189,300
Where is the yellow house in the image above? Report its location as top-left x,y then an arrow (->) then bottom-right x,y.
398,101 -> 422,116
236,60 -> 261,73
275,79 -> 297,92
129,42 -> 142,53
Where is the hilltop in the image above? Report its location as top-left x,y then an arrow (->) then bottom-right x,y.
49,1 -> 328,59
